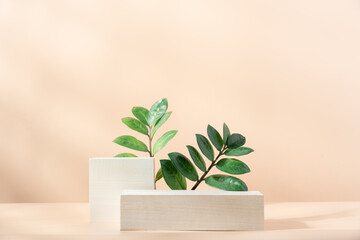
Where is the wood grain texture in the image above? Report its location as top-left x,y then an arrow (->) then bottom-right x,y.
89,158 -> 154,222
120,190 -> 264,230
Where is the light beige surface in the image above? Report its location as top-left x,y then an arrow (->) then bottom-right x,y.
121,190 -> 263,230
0,202 -> 359,240
1,0 -> 360,202
89,158 -> 155,222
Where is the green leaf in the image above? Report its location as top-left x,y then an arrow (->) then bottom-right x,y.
205,175 -> 248,191
114,153 -> 137,157
168,152 -> 198,181
151,112 -> 172,138
223,123 -> 230,145
122,117 -> 148,135
227,133 -> 246,149
148,98 -> 168,126
153,130 -> 177,155
207,124 -> 223,151
160,159 -> 187,190
132,107 -> 149,126
113,135 -> 148,152
155,168 -> 162,182
216,158 -> 251,175
225,147 -> 254,156
196,134 -> 214,161
186,145 -> 206,172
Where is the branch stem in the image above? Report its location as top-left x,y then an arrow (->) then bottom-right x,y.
148,126 -> 153,157
191,146 -> 226,190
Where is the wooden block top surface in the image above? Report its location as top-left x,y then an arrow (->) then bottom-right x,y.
121,190 -> 263,196
90,157 -> 155,161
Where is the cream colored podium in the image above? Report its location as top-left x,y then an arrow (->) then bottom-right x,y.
89,157 -> 154,222
2,202 -> 360,239
120,190 -> 264,230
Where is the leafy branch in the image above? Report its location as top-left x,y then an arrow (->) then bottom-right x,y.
160,123 -> 254,191
113,98 -> 177,182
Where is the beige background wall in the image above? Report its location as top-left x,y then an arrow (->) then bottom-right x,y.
1,0 -> 359,202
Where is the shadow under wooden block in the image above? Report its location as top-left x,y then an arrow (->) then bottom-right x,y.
89,157 -> 154,223
120,190 -> 264,230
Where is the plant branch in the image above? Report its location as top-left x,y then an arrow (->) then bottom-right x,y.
191,146 -> 227,190
148,126 -> 153,157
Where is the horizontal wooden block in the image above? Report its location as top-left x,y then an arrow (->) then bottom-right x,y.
120,190 -> 264,231
89,157 -> 154,222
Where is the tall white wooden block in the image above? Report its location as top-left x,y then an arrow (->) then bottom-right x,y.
120,190 -> 264,230
89,157 -> 154,222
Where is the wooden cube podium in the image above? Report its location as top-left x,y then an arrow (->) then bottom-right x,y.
89,157 -> 154,222
120,190 -> 264,231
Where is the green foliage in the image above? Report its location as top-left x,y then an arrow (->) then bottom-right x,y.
114,98 -> 177,157
121,117 -> 148,135
148,98 -> 168,126
160,159 -> 187,190
113,135 -> 148,152
224,147 -> 254,156
186,145 -> 206,172
161,124 -> 254,191
114,100 -> 254,192
223,123 -> 230,145
205,175 -> 248,191
153,130 -> 177,155
227,133 -> 246,149
155,168 -> 162,182
114,153 -> 137,157
207,124 -> 223,151
196,134 -> 214,161
168,152 -> 198,181
151,112 -> 172,138
216,158 -> 250,175
114,98 -> 177,185
132,107 -> 149,126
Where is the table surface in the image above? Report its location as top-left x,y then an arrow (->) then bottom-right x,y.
0,202 -> 359,240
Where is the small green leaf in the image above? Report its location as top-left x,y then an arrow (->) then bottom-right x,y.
122,117 -> 148,135
114,153 -> 137,157
225,147 -> 254,156
207,124 -> 223,151
223,123 -> 230,145
205,175 -> 248,191
113,135 -> 148,152
155,168 -> 162,182
216,158 -> 251,175
186,145 -> 206,172
151,112 -> 172,138
196,134 -> 214,161
160,159 -> 187,190
168,152 -> 198,181
227,133 -> 246,149
153,130 -> 177,155
132,107 -> 149,126
148,98 -> 168,126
